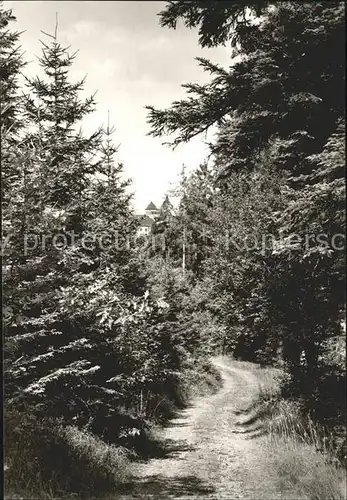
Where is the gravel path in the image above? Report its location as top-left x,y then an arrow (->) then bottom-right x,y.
117,357 -> 291,500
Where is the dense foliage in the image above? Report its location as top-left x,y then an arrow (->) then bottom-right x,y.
1,1 -> 345,496
1,5 -> 218,496
148,0 -> 346,452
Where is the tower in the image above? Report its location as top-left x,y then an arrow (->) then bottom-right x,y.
145,201 -> 159,219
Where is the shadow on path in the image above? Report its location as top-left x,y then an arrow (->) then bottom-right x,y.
119,474 -> 215,499
137,434 -> 195,460
116,426 -> 215,499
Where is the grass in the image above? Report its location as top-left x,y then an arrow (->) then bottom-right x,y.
4,410 -> 133,500
178,361 -> 222,402
267,427 -> 346,500
249,365 -> 347,500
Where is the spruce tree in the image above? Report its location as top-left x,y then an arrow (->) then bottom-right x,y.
148,3 -> 344,181
23,25 -> 101,211
1,3 -> 26,256
3,17 -> 184,452
0,2 -> 25,135
87,114 -> 136,272
4,27 -> 114,428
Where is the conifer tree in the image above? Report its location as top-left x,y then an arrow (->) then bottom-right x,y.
4,26 -> 121,430
1,3 -> 26,254
23,24 -> 101,212
3,15 -> 185,453
0,2 -> 25,135
149,3 -> 344,182
150,194 -> 175,261
148,1 -> 346,433
89,114 -> 135,266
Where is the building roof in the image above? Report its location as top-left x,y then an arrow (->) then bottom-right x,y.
137,214 -> 154,227
146,201 -> 158,211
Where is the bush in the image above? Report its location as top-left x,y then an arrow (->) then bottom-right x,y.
4,408 -> 132,499
176,360 -> 222,404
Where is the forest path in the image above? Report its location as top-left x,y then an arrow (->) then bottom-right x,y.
117,357 -> 290,500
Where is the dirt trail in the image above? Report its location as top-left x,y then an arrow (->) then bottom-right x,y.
118,357 -> 289,500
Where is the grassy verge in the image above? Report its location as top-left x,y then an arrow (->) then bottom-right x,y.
251,367 -> 347,500
4,409 -> 133,500
177,359 -> 223,402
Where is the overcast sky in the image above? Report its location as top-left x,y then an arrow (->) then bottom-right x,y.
5,1 -> 231,211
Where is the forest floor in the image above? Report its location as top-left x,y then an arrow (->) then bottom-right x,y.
116,357 -> 295,500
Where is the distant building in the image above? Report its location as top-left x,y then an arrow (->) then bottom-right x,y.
136,214 -> 155,237
136,201 -> 160,237
145,201 -> 160,219
136,199 -> 175,237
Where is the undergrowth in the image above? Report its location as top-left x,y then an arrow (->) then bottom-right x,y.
4,359 -> 221,499
4,408 -> 133,500
252,367 -> 347,500
178,359 -> 222,403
